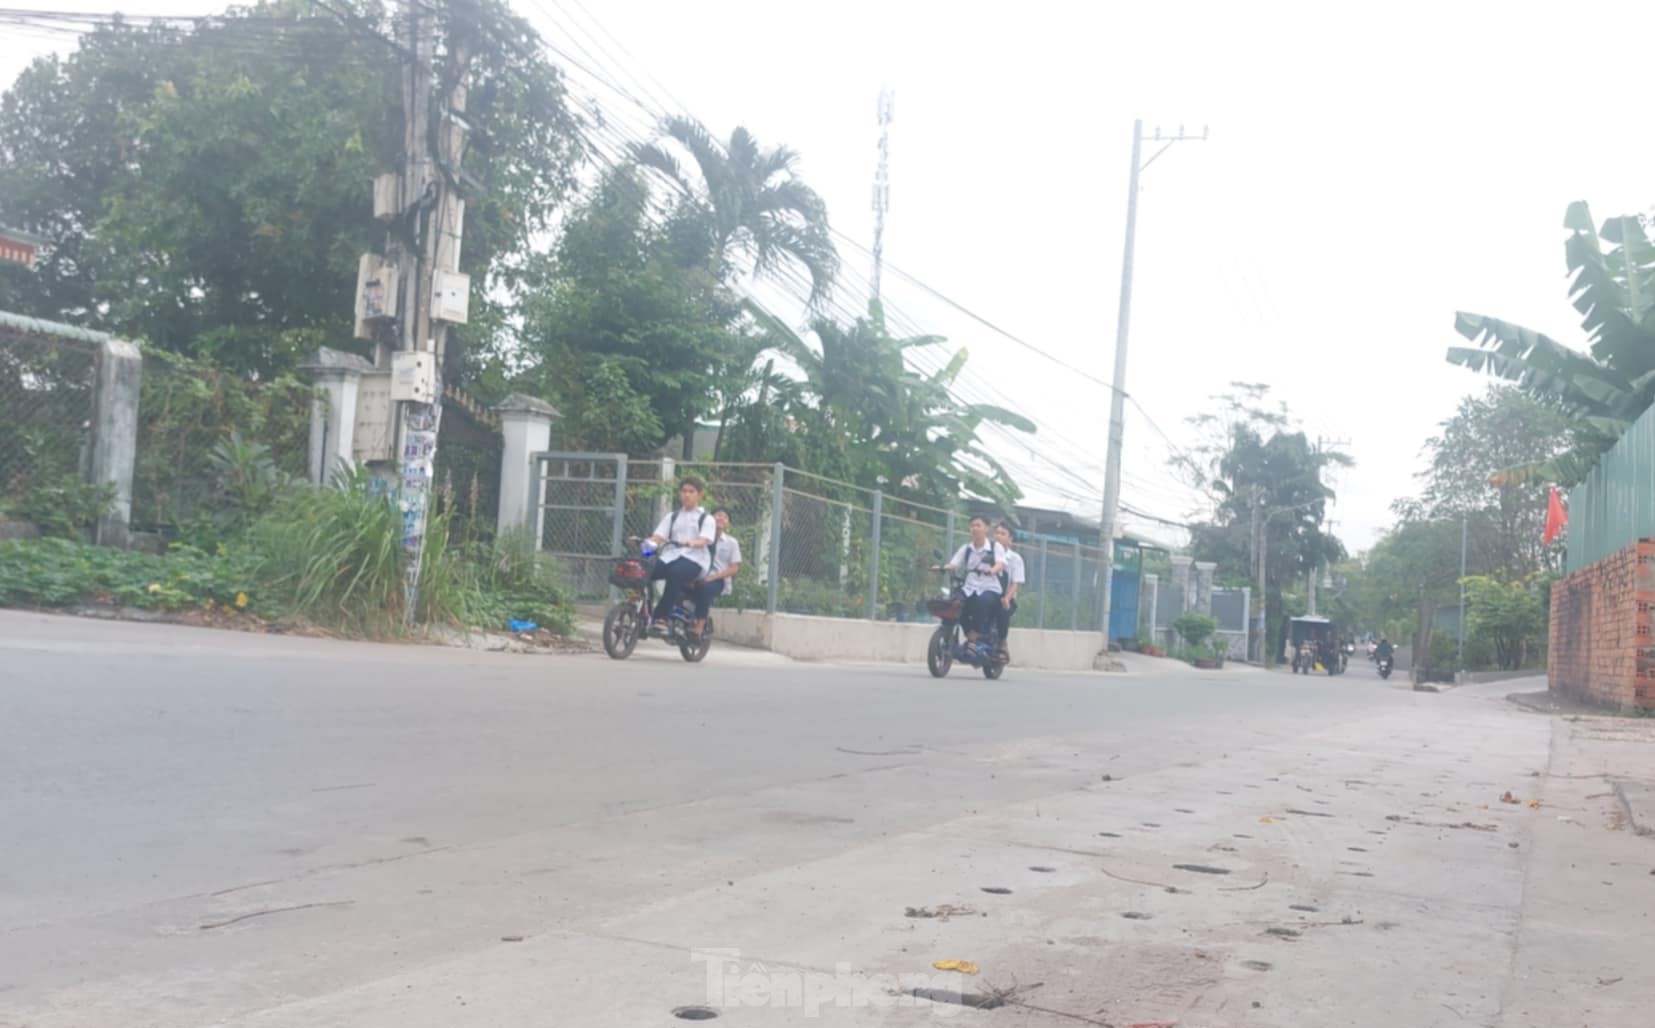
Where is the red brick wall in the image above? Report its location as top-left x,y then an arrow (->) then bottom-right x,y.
1549,539 -> 1655,710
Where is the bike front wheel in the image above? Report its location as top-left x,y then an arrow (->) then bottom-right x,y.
927,625 -> 955,678
602,601 -> 640,660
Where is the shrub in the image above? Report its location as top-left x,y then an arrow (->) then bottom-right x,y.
0,476 -> 114,539
0,536 -> 254,610
1173,612 -> 1218,651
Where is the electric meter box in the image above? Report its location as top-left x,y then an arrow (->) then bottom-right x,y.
391,351 -> 437,404
431,269 -> 471,324
354,255 -> 399,339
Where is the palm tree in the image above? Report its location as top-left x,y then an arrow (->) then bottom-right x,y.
758,303 -> 1035,508
1447,202 -> 1655,482
633,115 -> 839,305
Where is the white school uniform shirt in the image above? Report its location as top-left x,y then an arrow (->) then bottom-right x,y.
950,540 -> 1005,597
651,506 -> 712,572
709,532 -> 743,577
1001,549 -> 1026,588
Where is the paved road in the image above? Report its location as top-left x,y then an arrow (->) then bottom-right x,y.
2,610 -> 1645,1027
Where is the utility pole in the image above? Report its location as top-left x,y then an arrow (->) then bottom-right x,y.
1097,120 -> 1206,660
1251,485 -> 1264,663
387,0 -> 471,623
1457,514 -> 1468,678
870,89 -> 893,304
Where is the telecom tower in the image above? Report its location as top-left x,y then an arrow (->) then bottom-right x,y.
871,89 -> 893,303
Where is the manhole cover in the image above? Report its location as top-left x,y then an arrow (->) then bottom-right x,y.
673,1006 -> 720,1021
980,886 -> 1013,895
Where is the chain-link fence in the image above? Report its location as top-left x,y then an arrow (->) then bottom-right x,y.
0,328 -> 99,522
130,351 -> 313,539
530,457 -> 1139,630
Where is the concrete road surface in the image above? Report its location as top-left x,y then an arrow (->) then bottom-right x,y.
1,609 -> 1650,1027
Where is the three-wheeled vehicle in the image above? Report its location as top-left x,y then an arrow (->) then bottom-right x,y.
1285,615 -> 1344,675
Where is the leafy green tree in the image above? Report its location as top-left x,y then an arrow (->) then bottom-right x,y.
1462,574 -> 1547,671
1185,387 -> 1348,658
0,1 -> 581,377
518,166 -> 751,455
1447,202 -> 1654,481
1395,386 -> 1575,578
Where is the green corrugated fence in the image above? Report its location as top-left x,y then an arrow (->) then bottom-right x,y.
1567,405 -> 1655,572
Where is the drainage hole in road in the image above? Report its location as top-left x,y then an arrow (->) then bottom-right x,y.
1028,866 -> 1056,873
673,1006 -> 720,1021
981,886 -> 1013,895
1174,808 -> 1196,814
1097,831 -> 1122,838
1348,846 -> 1369,853
1289,904 -> 1320,913
909,988 -> 1005,1010
1173,863 -> 1232,875
1242,960 -> 1274,972
1141,822 -> 1163,828
1121,911 -> 1153,920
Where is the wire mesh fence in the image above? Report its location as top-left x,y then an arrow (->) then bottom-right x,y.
130,351 -> 313,540
0,329 -> 98,519
527,457 -> 1142,635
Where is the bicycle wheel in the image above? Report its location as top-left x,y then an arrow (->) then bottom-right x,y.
602,602 -> 639,660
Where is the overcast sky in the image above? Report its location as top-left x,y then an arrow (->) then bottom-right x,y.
6,0 -> 1652,552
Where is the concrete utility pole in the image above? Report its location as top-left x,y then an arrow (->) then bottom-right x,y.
1097,119 -> 1205,660
1457,514 -> 1468,677
870,89 -> 893,304
387,0 -> 471,622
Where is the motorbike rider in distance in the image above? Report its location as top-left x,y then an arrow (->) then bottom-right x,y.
944,515 -> 1006,653
1374,634 -> 1394,665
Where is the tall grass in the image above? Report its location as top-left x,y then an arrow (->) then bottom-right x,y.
247,473 -> 573,638
248,473 -> 411,635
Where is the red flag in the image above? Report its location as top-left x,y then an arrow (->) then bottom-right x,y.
1543,486 -> 1567,545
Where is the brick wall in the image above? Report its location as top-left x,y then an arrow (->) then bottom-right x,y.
1549,539 -> 1655,711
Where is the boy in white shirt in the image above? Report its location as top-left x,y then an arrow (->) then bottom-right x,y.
993,521 -> 1025,659
944,514 -> 1006,648
644,477 -> 713,628
690,507 -> 741,639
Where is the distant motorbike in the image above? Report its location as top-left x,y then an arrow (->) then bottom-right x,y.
925,564 -> 1007,681
1377,654 -> 1394,680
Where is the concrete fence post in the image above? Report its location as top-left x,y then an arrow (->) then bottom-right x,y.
90,337 -> 141,548
299,347 -> 373,486
494,394 -> 560,541
1037,538 -> 1049,629
868,490 -> 883,620
767,464 -> 785,614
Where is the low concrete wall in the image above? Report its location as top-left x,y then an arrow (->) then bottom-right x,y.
712,608 -> 1106,672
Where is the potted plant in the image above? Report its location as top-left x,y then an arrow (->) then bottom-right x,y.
1137,629 -> 1166,658
1174,612 -> 1220,667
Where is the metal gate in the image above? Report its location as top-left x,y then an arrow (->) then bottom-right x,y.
531,451 -> 627,600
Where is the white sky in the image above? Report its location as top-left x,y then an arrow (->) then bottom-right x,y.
6,0 -> 1652,552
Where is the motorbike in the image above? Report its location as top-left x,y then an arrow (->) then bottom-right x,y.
1377,654 -> 1394,679
601,538 -> 713,663
1291,641 -> 1317,675
924,563 -> 1007,680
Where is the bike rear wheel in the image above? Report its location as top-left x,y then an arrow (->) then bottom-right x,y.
602,601 -> 640,660
680,617 -> 712,662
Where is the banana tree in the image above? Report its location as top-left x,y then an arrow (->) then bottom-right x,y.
1447,202 -> 1655,484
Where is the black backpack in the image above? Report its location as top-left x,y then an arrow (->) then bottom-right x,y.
667,509 -> 709,548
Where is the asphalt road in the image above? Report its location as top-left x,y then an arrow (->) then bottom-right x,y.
0,610 -> 1497,1026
